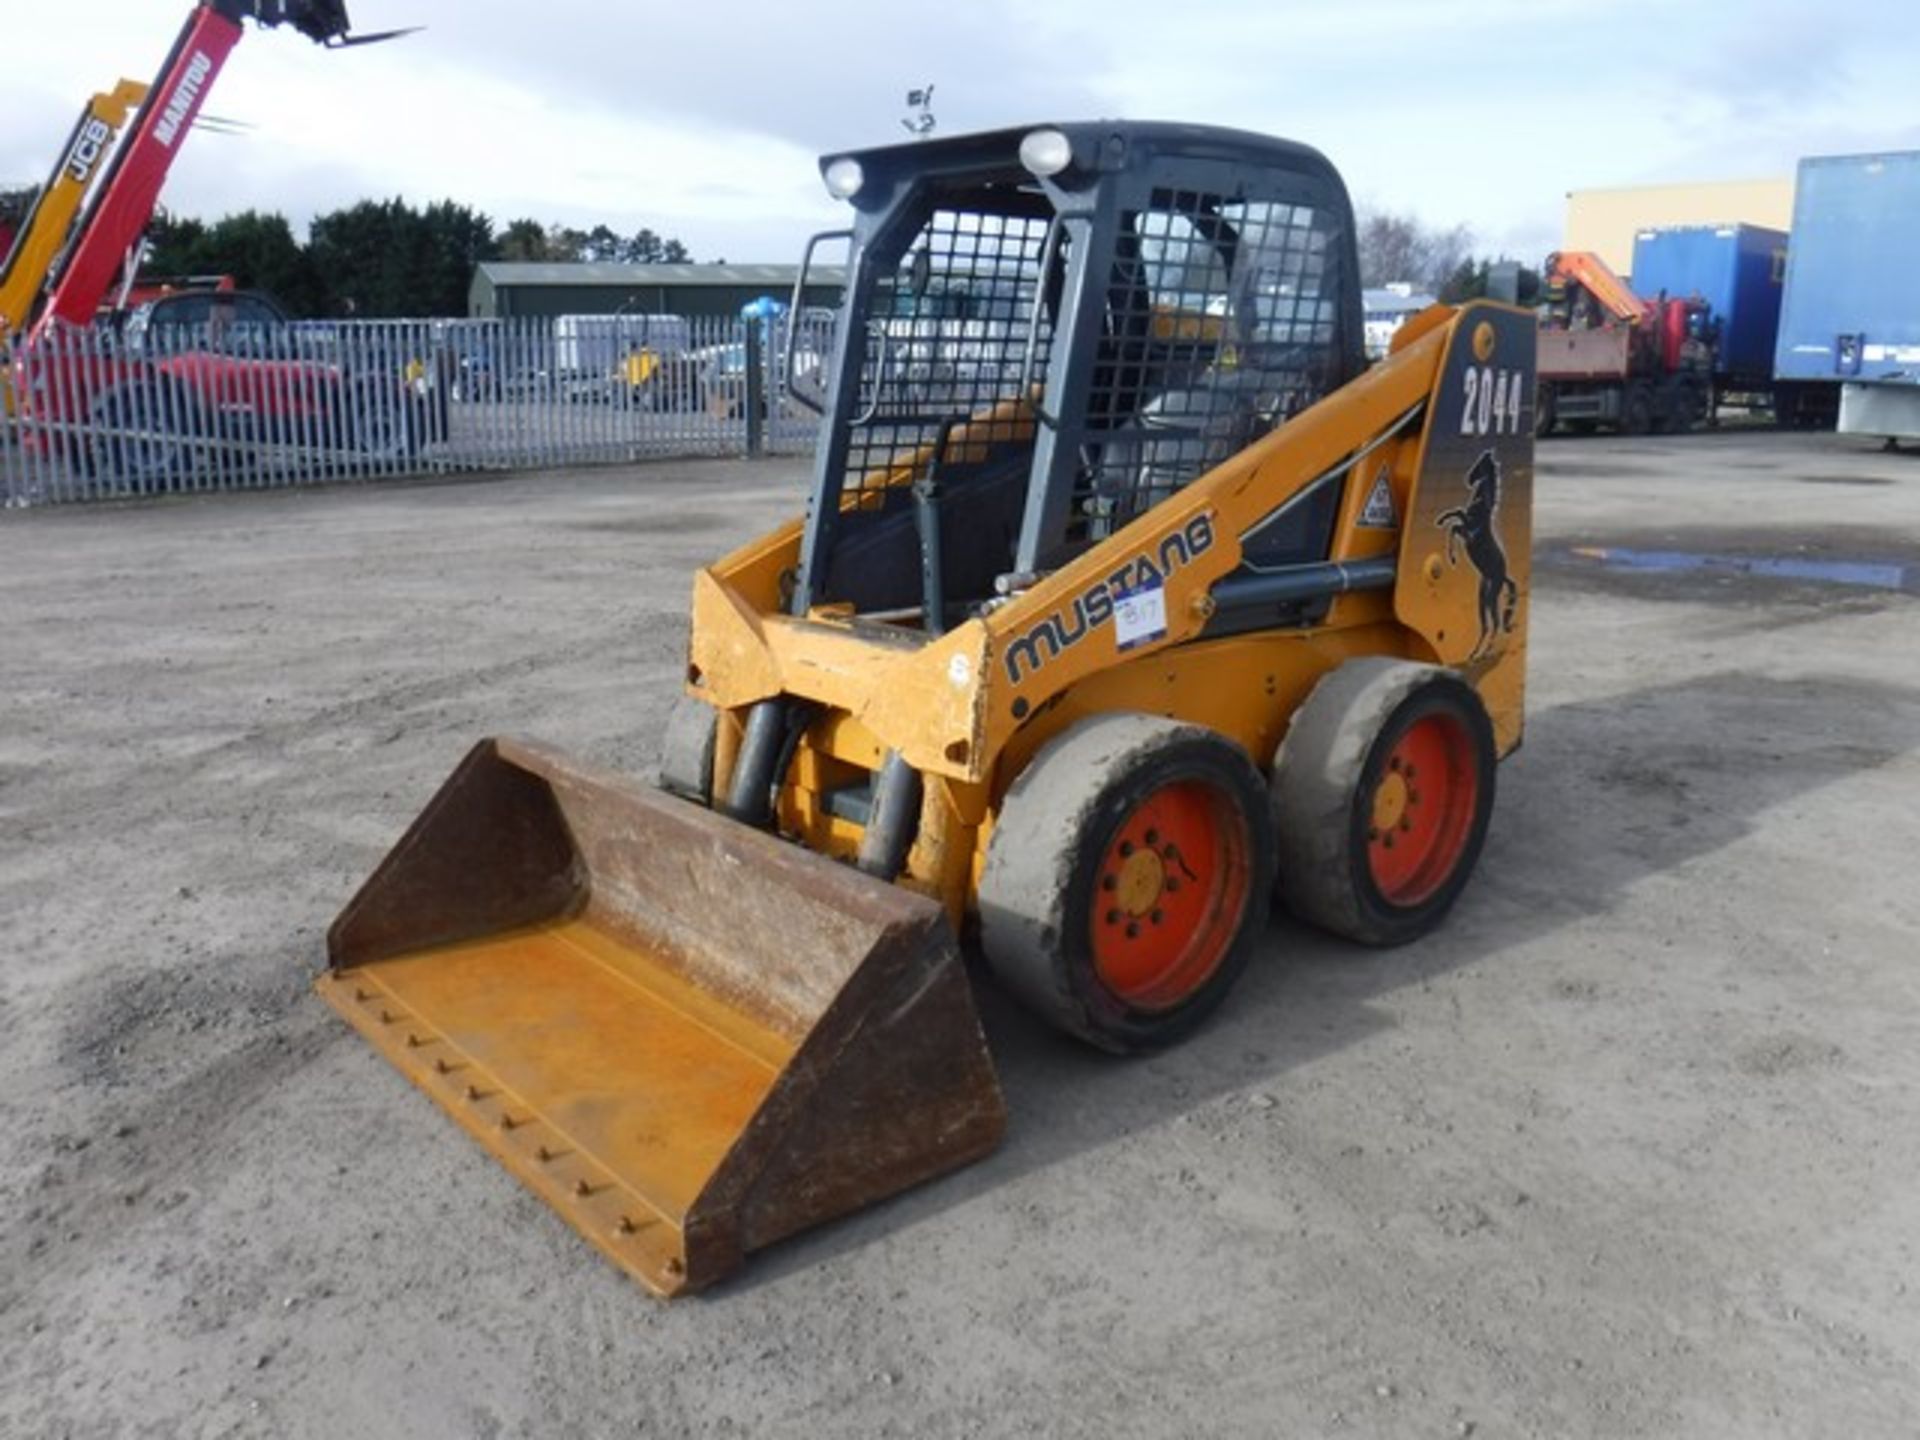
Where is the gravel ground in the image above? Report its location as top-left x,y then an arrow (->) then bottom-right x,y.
2,430 -> 1917,1439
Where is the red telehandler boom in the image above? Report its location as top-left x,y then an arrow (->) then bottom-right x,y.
12,3 -> 422,492
39,2 -> 407,331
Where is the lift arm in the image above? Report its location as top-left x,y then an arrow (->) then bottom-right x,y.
38,2 -> 360,330
0,80 -> 149,336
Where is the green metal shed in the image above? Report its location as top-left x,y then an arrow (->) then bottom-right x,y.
469,262 -> 846,320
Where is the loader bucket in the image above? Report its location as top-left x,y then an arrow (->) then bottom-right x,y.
317,737 -> 1006,1297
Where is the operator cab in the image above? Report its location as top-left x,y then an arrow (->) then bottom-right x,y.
123,288 -> 291,357
786,121 -> 1365,627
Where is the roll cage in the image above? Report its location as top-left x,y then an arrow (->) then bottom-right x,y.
789,121 -> 1366,622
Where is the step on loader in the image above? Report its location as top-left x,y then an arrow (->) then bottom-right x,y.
321,122 -> 1535,1296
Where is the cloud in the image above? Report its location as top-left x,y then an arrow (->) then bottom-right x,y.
403,0 -> 1108,152
4,0 -> 1917,267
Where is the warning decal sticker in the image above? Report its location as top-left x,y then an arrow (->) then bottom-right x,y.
1358,464 -> 1398,529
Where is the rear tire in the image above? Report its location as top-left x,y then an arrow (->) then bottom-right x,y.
1659,376 -> 1707,435
1619,382 -> 1655,436
657,695 -> 718,804
1658,383 -> 1688,435
1270,659 -> 1496,947
979,714 -> 1275,1053
348,379 -> 418,461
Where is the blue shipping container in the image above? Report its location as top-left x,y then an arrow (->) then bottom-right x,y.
1631,224 -> 1786,383
1775,151 -> 1920,383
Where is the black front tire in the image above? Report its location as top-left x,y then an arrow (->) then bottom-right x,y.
86,384 -> 191,494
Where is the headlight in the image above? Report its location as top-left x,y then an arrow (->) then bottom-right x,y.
1018,128 -> 1072,178
823,157 -> 864,199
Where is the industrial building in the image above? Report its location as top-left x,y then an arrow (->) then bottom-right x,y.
1362,284 -> 1437,358
1564,177 -> 1794,277
468,262 -> 846,319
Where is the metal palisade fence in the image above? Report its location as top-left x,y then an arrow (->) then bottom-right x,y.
0,311 -> 829,508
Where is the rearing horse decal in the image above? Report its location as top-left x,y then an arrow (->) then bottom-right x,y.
1436,449 -> 1519,659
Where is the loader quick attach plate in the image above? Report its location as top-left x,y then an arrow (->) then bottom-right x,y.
318,738 -> 1006,1297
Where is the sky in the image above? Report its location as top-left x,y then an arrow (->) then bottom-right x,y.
4,0 -> 1917,267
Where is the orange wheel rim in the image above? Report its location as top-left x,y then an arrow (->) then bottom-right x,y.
1365,713 -> 1478,907
1089,779 -> 1251,1012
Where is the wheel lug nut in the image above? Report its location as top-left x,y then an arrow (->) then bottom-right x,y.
1102,874 -> 1116,891
1405,765 -> 1417,780
1119,840 -> 1134,857
1165,877 -> 1180,893
1382,833 -> 1395,849
1106,909 -> 1121,925
1125,921 -> 1140,938
1145,828 -> 1159,845
1150,910 -> 1163,925
1400,817 -> 1413,832
1368,827 -> 1380,841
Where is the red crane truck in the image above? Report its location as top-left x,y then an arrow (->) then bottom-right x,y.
1535,250 -> 1716,437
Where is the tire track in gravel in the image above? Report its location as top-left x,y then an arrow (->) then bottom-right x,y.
0,628 -> 659,839
3,1013 -> 341,1311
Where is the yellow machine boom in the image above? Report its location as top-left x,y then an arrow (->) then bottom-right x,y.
0,79 -> 148,340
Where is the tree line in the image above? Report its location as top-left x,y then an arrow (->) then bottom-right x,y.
1355,209 -> 1540,305
494,219 -> 691,267
145,200 -> 697,318
10,184 -> 1536,314
0,187 -> 694,319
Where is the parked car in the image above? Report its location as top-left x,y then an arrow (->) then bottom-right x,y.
678,340 -> 824,419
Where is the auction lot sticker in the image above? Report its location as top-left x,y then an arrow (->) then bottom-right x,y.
1114,580 -> 1168,652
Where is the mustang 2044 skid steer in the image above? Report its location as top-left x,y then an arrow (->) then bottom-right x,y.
320,122 -> 1535,1297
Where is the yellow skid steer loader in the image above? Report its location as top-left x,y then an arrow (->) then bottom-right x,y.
321,122 -> 1535,1296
